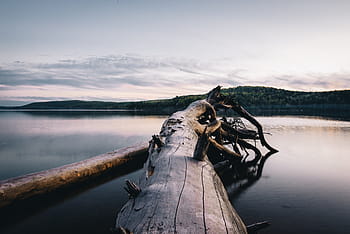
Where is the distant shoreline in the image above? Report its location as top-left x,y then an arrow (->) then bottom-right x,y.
0,108 -> 133,112
1,103 -> 349,110
1,86 -> 349,115
1,104 -> 349,121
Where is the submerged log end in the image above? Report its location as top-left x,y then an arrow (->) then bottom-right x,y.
113,226 -> 132,234
246,221 -> 270,234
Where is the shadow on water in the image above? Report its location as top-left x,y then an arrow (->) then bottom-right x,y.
221,151 -> 277,202
216,151 -> 277,233
0,157 -> 146,231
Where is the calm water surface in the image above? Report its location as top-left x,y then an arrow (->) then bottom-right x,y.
0,111 -> 349,234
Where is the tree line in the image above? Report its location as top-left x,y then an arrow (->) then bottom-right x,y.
12,86 -> 350,112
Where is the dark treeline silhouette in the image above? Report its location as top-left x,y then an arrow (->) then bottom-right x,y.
1,86 -> 349,116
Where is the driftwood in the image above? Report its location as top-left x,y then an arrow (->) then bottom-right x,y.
115,86 -> 277,233
0,143 -> 148,208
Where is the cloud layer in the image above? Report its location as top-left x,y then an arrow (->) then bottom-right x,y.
0,55 -> 349,106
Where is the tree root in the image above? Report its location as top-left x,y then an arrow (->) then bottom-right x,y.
202,86 -> 278,174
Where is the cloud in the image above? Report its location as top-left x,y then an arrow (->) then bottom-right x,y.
269,72 -> 350,91
0,55 -> 349,105
0,55 -> 240,92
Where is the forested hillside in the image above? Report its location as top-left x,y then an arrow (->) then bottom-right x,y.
3,86 -> 350,112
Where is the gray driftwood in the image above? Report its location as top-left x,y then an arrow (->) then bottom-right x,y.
0,143 -> 148,208
116,86 -> 277,233
115,93 -> 248,233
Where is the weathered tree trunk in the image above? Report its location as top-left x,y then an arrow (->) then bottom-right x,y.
0,143 -> 148,208
116,86 -> 277,233
116,99 -> 248,233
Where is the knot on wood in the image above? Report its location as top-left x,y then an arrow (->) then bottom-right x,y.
124,180 -> 141,199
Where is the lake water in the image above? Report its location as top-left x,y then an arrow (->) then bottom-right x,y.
0,111 -> 349,234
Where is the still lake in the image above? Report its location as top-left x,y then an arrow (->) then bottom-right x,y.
0,111 -> 350,234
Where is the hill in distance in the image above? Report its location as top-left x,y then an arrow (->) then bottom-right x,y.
1,86 -> 350,113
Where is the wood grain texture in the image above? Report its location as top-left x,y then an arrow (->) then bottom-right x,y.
116,100 -> 247,233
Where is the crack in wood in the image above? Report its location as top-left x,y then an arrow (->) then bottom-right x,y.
143,143 -> 182,232
213,174 -> 229,234
144,129 -> 186,232
201,164 -> 208,234
115,86 -> 277,233
173,156 -> 187,234
144,143 -> 181,232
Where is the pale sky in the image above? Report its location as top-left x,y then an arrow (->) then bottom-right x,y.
1,0 -> 349,105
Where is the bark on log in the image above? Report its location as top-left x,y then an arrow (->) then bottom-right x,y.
115,99 -> 248,233
0,143 -> 148,208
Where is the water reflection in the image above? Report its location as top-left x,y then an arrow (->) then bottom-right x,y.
3,110 -> 170,118
226,106 -> 350,121
1,113 -> 350,234
222,151 -> 276,201
233,117 -> 350,234
0,111 -> 166,137
0,160 -> 144,231
0,111 -> 166,179
0,111 -> 165,234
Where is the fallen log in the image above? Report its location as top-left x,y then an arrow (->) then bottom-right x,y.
0,143 -> 148,208
115,87 -> 277,233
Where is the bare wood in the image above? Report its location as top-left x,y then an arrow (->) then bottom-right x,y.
124,180 -> 142,199
208,137 -> 242,158
115,98 -> 247,233
221,121 -> 258,140
0,143 -> 148,208
115,87 -> 278,233
220,129 -> 261,164
226,104 -> 277,152
208,86 -> 277,153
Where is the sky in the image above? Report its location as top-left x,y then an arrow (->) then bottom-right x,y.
0,0 -> 349,106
